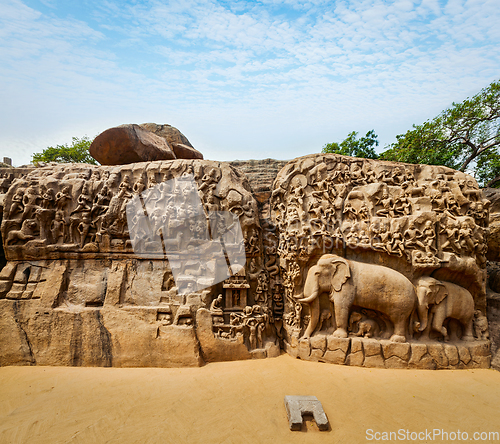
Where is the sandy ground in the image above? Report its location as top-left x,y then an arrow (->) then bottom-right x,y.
1,354 -> 500,444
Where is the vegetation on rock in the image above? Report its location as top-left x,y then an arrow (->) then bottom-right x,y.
32,136 -> 97,165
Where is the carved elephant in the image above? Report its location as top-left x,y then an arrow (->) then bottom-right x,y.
296,254 -> 417,342
415,276 -> 474,341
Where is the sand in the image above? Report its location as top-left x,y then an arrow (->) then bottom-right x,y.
1,354 -> 500,444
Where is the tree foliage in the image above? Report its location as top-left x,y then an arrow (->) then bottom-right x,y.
32,136 -> 97,165
381,79 -> 500,187
322,130 -> 379,159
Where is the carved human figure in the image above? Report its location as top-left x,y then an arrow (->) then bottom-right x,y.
458,220 -> 475,252
55,185 -> 71,212
473,310 -> 489,340
439,219 -> 461,254
50,211 -> 66,244
9,189 -> 24,218
210,294 -> 224,315
77,212 -> 92,247
22,186 -> 40,219
375,189 -> 394,218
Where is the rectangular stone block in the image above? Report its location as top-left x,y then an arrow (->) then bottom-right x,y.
310,334 -> 327,352
310,348 -> 325,362
347,350 -> 364,367
298,338 -> 311,360
364,354 -> 385,368
382,341 -> 410,361
322,349 -> 346,365
362,338 -> 381,357
444,344 -> 459,366
327,336 -> 350,353
457,345 -> 472,365
427,343 -> 449,368
385,356 -> 408,369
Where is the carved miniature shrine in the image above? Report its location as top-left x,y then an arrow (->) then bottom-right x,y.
0,148 -> 493,369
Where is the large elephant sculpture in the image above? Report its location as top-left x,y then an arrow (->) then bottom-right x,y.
415,276 -> 474,341
296,254 -> 417,342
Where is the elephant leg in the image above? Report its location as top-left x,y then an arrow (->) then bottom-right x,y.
431,309 -> 448,341
390,317 -> 407,342
462,319 -> 474,342
302,297 -> 320,339
332,302 -> 349,338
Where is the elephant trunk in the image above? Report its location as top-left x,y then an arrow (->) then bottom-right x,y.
417,303 -> 428,332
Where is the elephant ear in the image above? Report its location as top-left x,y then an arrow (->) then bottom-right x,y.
330,258 -> 351,292
430,282 -> 448,305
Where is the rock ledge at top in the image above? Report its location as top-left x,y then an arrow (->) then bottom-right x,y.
89,123 -> 203,165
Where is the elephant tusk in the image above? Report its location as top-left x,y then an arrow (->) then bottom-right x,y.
298,292 -> 318,304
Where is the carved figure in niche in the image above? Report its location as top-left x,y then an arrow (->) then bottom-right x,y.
55,185 -> 71,212
403,220 -> 425,256
394,191 -> 412,216
389,225 -> 405,257
414,276 -> 474,341
6,219 -> 38,245
255,272 -> 269,304
377,169 -> 395,185
294,254 -> 417,342
468,201 -> 489,227
227,313 -> 240,337
118,175 -> 133,199
422,220 -> 437,253
71,183 -> 92,214
77,212 -> 92,247
473,310 -> 489,340
147,171 -> 158,189
133,176 -> 146,195
473,229 -> 487,267
245,317 -> 259,349
92,185 -> 111,236
348,311 -> 380,338
41,186 -> 55,209
375,189 -> 395,218
343,201 -> 357,221
444,193 -> 461,218
458,219 -> 475,253
246,228 -> 260,255
50,211 -> 66,244
9,189 -> 24,218
439,218 -> 461,254
358,203 -> 370,221
359,230 -> 370,247
22,186 -> 40,219
209,295 -> 224,325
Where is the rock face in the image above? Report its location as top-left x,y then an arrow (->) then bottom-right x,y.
0,154 -> 492,369
89,124 -> 202,165
273,154 -> 490,369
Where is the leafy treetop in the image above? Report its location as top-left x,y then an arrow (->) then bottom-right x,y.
32,136 -> 97,165
322,130 -> 379,159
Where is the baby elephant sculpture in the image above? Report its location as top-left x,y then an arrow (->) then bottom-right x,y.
296,254 -> 417,342
415,276 -> 474,341
349,311 -> 380,338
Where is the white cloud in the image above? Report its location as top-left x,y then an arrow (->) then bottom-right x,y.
0,0 -> 499,166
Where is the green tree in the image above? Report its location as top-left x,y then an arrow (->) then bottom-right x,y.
322,130 -> 379,159
381,79 -> 500,187
32,136 -> 97,165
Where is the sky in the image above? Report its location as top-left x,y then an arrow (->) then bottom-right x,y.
0,0 -> 499,166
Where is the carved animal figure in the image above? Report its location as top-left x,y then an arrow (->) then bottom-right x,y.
6,219 -> 38,245
415,276 -> 474,341
296,254 -> 417,342
348,311 -> 380,338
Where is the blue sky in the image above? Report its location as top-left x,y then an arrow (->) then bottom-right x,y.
1,0 -> 499,166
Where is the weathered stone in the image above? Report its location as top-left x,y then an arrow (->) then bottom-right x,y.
443,344 -> 459,366
310,334 -> 327,352
382,340 -> 411,361
350,337 -> 363,354
322,349 -> 346,365
427,343 -> 449,368
327,336 -> 350,353
363,354 -> 385,368
298,338 -> 311,359
310,348 -> 324,361
362,338 -> 381,357
90,124 -> 177,165
284,396 -> 329,431
385,355 -> 408,369
457,345 -> 472,365
347,351 -> 364,367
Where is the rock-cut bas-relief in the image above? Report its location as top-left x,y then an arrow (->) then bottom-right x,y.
0,153 -> 492,369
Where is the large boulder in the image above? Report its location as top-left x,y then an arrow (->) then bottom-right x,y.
89,124 -> 202,165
